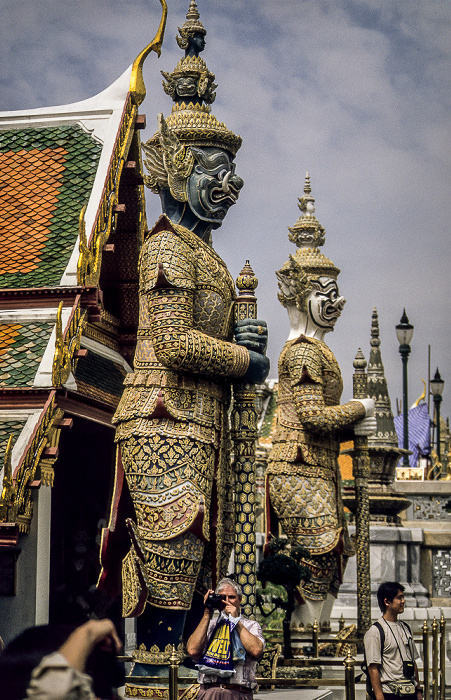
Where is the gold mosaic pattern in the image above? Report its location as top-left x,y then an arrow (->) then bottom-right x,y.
299,551 -> 340,601
232,386 -> 258,618
268,336 -> 364,601
269,473 -> 340,553
114,220 -> 249,609
126,686 -> 168,699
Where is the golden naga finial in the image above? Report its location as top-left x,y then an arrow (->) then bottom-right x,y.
52,302 -> 71,387
76,205 -> 91,286
0,436 -> 17,523
130,0 -> 168,106
412,378 -> 426,407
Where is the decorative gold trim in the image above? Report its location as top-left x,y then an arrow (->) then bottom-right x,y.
0,436 -> 17,523
84,323 -> 120,352
52,300 -> 87,387
125,685 -> 169,699
11,394 -> 64,533
132,642 -> 184,665
130,0 -> 168,106
77,95 -> 140,287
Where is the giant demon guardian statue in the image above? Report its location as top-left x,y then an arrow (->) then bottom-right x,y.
111,0 -> 269,675
266,174 -> 376,628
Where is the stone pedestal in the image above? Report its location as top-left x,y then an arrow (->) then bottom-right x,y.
335,525 -> 429,611
393,481 -> 451,605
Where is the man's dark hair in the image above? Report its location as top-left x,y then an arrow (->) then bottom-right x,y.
377,581 -> 405,612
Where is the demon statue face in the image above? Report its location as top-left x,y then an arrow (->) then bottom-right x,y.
186,147 -> 243,226
306,276 -> 346,332
142,113 -> 243,237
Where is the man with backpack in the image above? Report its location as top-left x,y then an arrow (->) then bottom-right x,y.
364,582 -> 423,700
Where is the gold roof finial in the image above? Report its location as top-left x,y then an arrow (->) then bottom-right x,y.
413,379 -> 427,407
130,0 -> 168,106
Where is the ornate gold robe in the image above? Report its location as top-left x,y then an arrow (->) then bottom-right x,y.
113,216 -> 249,610
267,334 -> 365,600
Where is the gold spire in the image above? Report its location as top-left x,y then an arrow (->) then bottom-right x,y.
177,0 -> 206,50
130,0 -> 168,106
276,173 -> 340,311
142,1 -> 242,195
288,171 -> 326,249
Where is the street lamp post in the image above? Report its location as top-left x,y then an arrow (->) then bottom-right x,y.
430,368 -> 445,474
396,310 -> 414,468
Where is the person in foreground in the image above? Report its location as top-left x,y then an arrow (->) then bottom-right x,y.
364,582 -> 423,700
0,619 -> 122,700
187,578 -> 265,699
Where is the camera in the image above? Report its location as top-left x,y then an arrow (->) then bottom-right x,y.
403,661 -> 414,679
206,593 -> 226,611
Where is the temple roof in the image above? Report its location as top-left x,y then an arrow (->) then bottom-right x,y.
0,419 -> 28,461
0,65 -> 144,535
74,351 -> 127,409
0,125 -> 102,289
0,67 -> 133,289
0,321 -> 54,386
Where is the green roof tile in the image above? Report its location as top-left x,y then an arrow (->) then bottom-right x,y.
0,322 -> 54,386
0,419 -> 28,460
0,125 -> 102,289
75,352 -> 126,401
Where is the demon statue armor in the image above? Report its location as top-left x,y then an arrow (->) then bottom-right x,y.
111,0 -> 269,674
267,173 -> 375,628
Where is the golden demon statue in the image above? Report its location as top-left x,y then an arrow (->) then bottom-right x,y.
112,0 -> 269,674
267,174 -> 375,628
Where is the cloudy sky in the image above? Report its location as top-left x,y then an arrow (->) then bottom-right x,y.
2,0 -> 450,423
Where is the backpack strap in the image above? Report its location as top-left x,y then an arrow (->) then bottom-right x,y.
361,621 -> 386,696
374,620 -> 386,661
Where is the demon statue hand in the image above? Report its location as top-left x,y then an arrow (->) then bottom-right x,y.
267,174 -> 375,629
111,1 -> 269,674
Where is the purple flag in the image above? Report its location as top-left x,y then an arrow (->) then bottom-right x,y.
394,402 -> 431,468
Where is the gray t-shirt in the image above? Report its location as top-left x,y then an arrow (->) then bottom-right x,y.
364,617 -> 420,690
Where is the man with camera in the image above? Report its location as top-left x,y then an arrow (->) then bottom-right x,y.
186,578 -> 264,699
364,582 -> 423,700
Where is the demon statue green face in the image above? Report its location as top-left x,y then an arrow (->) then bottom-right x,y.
142,113 -> 243,238
187,146 -> 243,225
